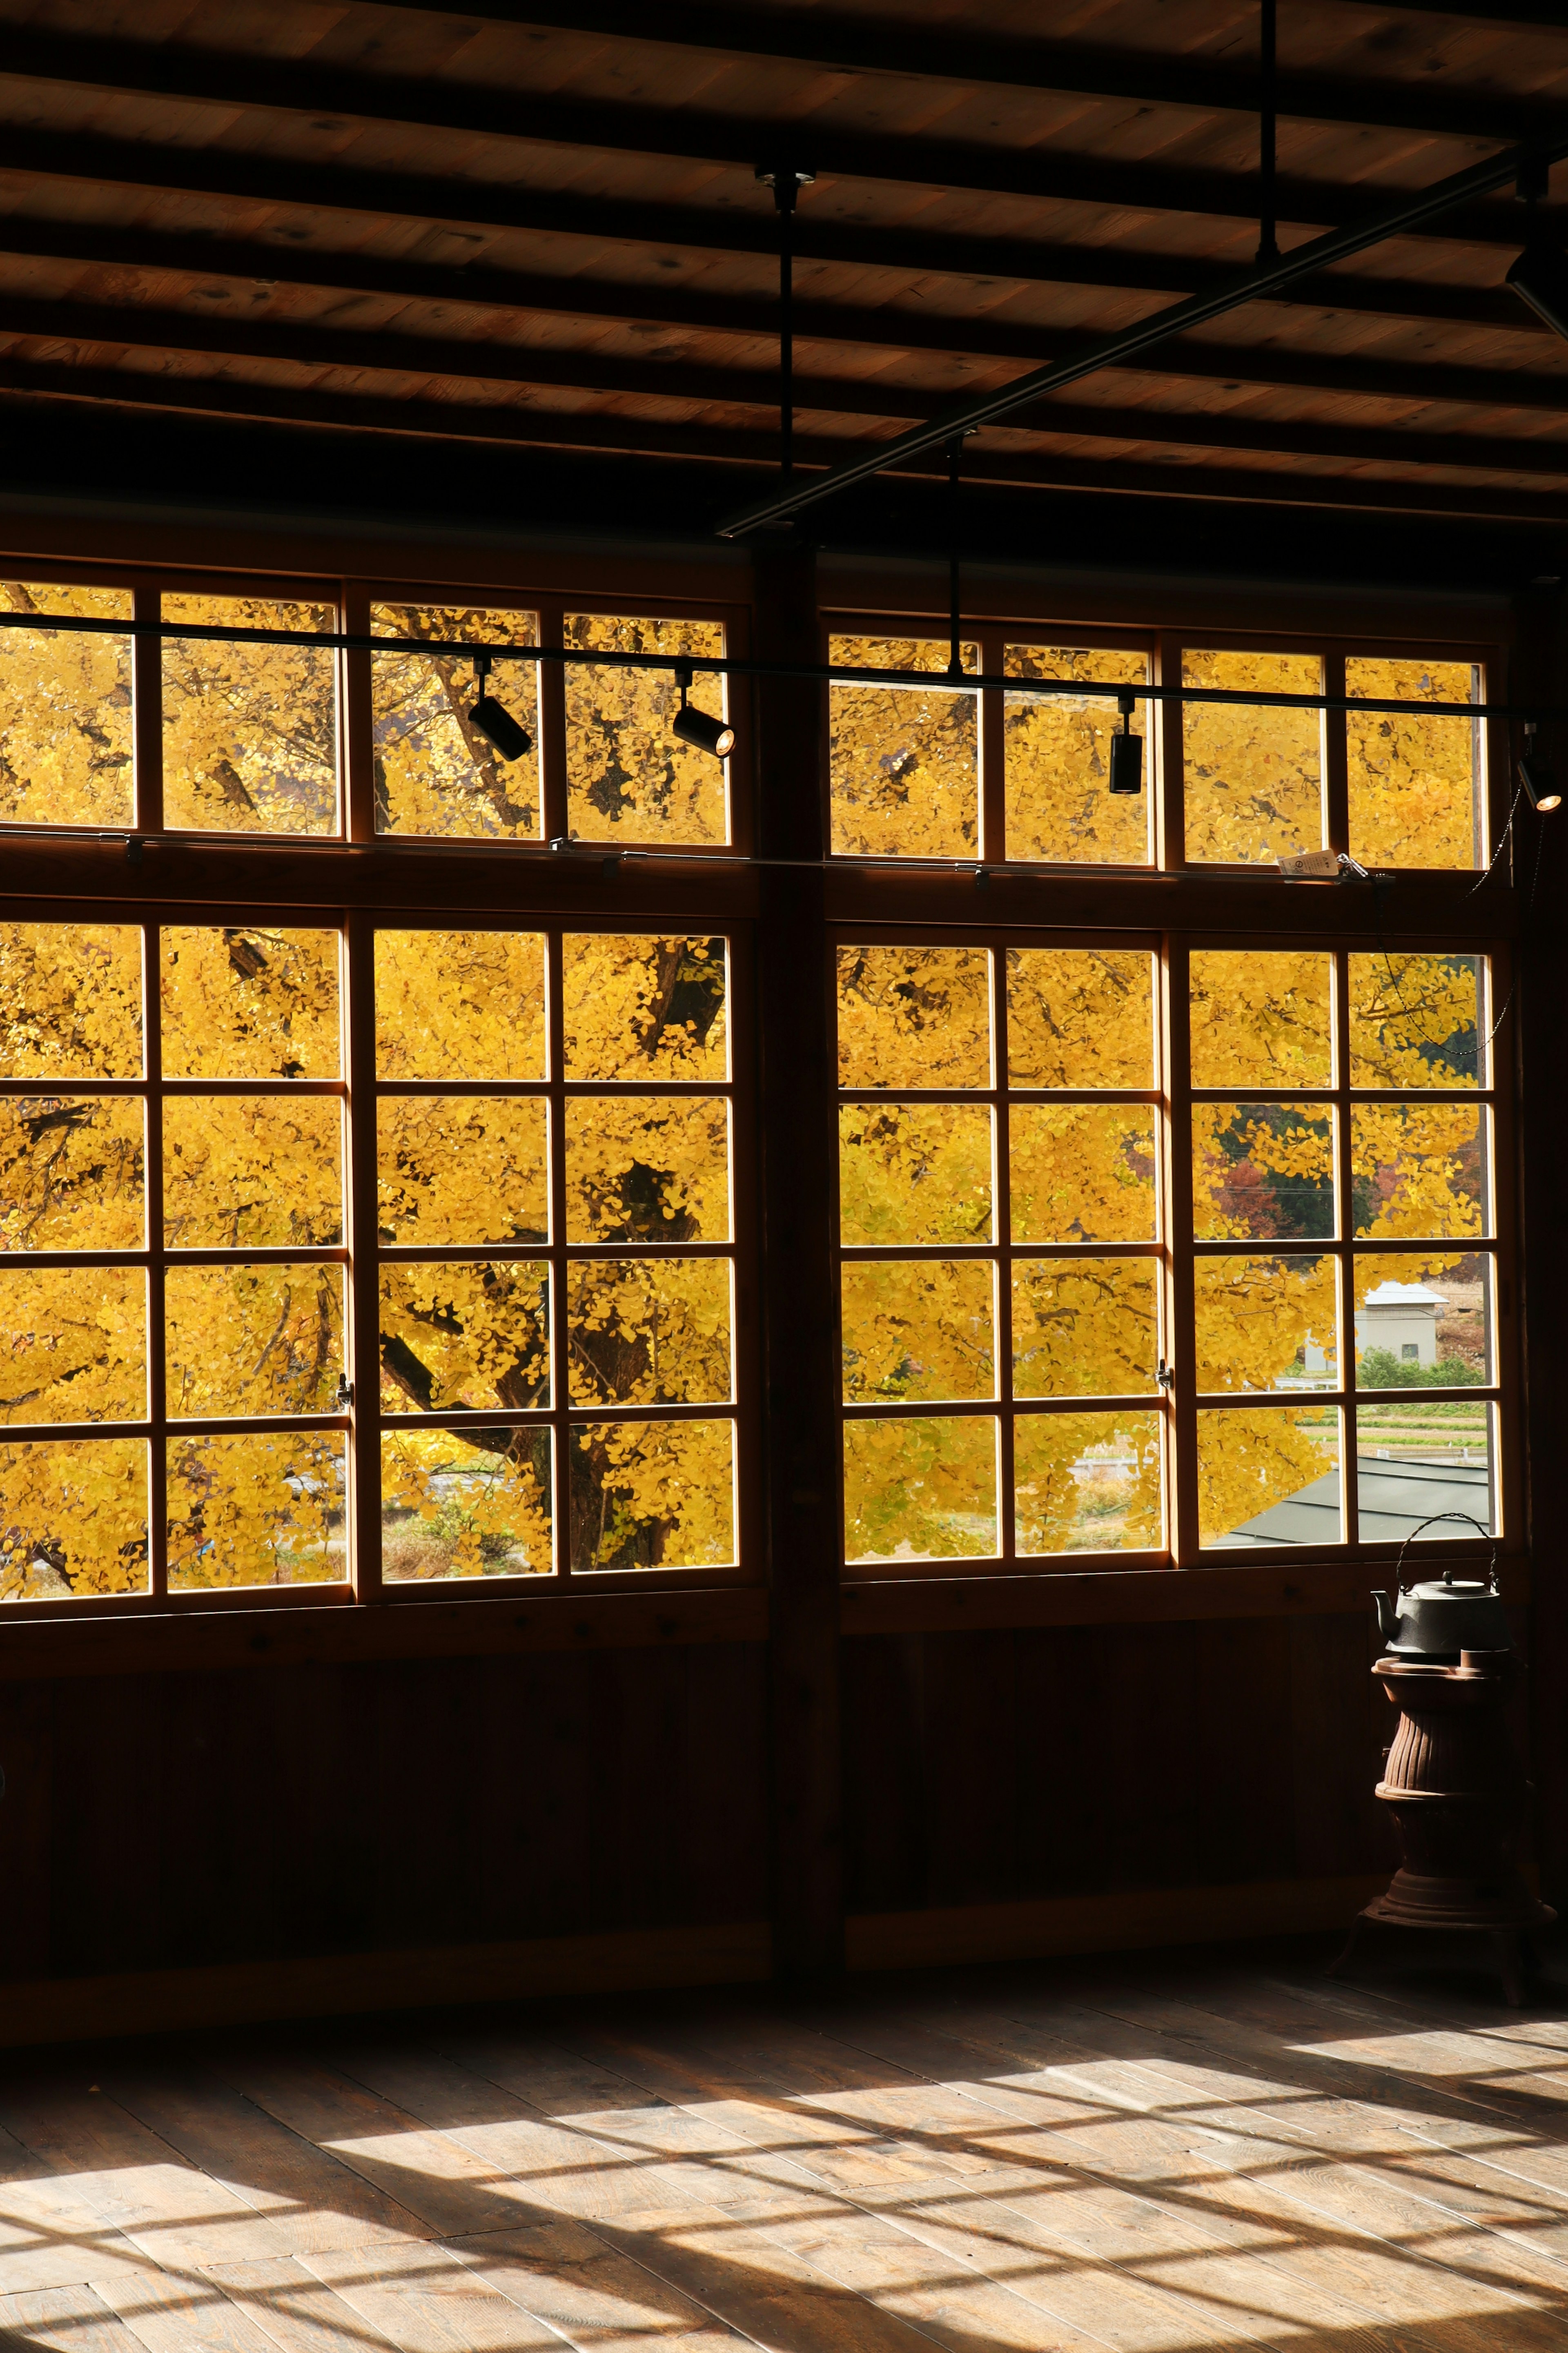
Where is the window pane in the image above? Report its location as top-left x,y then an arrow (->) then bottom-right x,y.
1348,657 -> 1482,871
167,1265 -> 344,1418
1193,1103 -> 1335,1240
567,1260 -> 730,1405
1348,952 -> 1481,1089
0,1268 -> 145,1424
0,1098 -> 143,1251
569,1419 -> 735,1569
371,603 -> 540,840
166,1098 -> 342,1248
1351,1103 -> 1486,1238
167,1431 -> 346,1589
843,1415 -> 996,1562
375,929 -> 546,1083
162,927 -> 340,1080
842,1261 -> 995,1402
1007,948 -> 1153,1087
565,615 -> 728,845
1004,646 -> 1152,865
564,1098 -> 729,1244
1183,651 -> 1323,865
840,1103 -> 992,1247
562,934 -> 727,1081
829,635 -> 978,858
1010,1105 -> 1156,1243
1194,1255 -> 1336,1393
383,1427 -> 551,1580
1199,1405 -> 1341,1548
381,1262 -> 550,1414
1012,1259 -> 1157,1397
1356,1404 -> 1496,1541
0,1438 -> 147,1599
0,584 -> 132,828
163,595 -> 337,836
1189,950 -> 1332,1088
1015,1410 -> 1162,1554
377,1098 -> 546,1246
838,947 -> 990,1089
0,921 -> 142,1078
1355,1252 -> 1492,1386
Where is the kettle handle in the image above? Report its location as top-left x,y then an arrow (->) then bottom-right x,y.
1394,1511 -> 1497,1593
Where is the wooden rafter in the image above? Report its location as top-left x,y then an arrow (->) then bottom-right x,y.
3,28 -> 1563,247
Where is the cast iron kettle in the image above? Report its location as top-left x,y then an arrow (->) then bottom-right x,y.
1371,1513 -> 1511,1662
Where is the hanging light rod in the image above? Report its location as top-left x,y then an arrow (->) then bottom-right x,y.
713,125 -> 1568,538
0,609 -> 1559,722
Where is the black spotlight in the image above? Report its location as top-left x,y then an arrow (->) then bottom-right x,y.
670,662 -> 735,760
1520,724 -> 1563,813
1507,243 -> 1568,342
1108,693 -> 1143,794
467,652 -> 532,762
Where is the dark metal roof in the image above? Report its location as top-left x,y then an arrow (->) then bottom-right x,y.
1213,1451 -> 1493,1547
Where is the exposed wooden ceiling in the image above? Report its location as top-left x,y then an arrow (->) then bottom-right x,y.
2,0 -> 1567,532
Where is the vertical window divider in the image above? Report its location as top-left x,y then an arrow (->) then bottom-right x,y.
546,928 -> 570,1579
1156,633 -> 1184,871
539,602 -> 568,846
341,584 -> 375,844
1323,650 -> 1349,860
1162,939 -> 1198,1564
1334,946 -> 1359,1546
345,909 -> 381,1602
143,920 -> 167,1598
132,587 -> 163,837
993,944 -> 1014,1561
979,627 -> 1005,866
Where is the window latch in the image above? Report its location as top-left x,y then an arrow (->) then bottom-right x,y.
336,1377 -> 354,1410
1157,1359 -> 1175,1392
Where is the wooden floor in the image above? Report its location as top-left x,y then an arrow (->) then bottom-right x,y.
3,1941 -> 1568,2351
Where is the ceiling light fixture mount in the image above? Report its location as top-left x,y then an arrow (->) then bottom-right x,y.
1109,693 -> 1143,794
1519,721 -> 1562,812
466,651 -> 532,762
671,660 -> 735,761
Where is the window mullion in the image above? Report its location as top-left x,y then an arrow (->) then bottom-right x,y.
1163,938 -> 1199,1566
1334,946 -> 1359,1546
345,910 -> 382,1603
993,944 -> 1013,1562
132,587 -> 162,838
546,929 -> 570,1578
143,919 -> 167,1600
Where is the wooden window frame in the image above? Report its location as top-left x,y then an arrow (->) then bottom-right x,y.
833,917 -> 1517,1584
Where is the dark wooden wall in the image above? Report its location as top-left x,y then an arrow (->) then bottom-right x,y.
0,1644 -> 768,1988
842,1616 -> 1392,1917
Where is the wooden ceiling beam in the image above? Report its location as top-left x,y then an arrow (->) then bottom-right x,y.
2,29 -> 1561,248
0,141 -> 1545,339
4,288 -> 1563,423
3,297 -> 1566,477
356,0 -> 1568,149
2,359 -> 1562,525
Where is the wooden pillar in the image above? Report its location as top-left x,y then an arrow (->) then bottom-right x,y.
1512,582 -> 1568,1903
753,540 -> 844,1977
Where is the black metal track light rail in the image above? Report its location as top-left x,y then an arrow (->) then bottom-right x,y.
713,123 -> 1568,538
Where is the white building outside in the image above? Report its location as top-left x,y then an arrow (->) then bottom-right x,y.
1299,1280 -> 1449,1380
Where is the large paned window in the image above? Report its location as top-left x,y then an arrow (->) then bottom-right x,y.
826,617 -> 1489,874
835,935 -> 1512,1570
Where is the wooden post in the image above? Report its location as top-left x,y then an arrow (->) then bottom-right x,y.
753,539 -> 844,1978
1513,582 -> 1568,1906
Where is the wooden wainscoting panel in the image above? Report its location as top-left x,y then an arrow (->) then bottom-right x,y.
846,1874 -> 1389,1971
0,1920 -> 773,2049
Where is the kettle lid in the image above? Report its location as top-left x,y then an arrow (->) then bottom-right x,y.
1405,1573 -> 1494,1601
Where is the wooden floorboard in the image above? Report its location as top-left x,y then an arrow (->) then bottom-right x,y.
1,1943 -> 1568,2349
